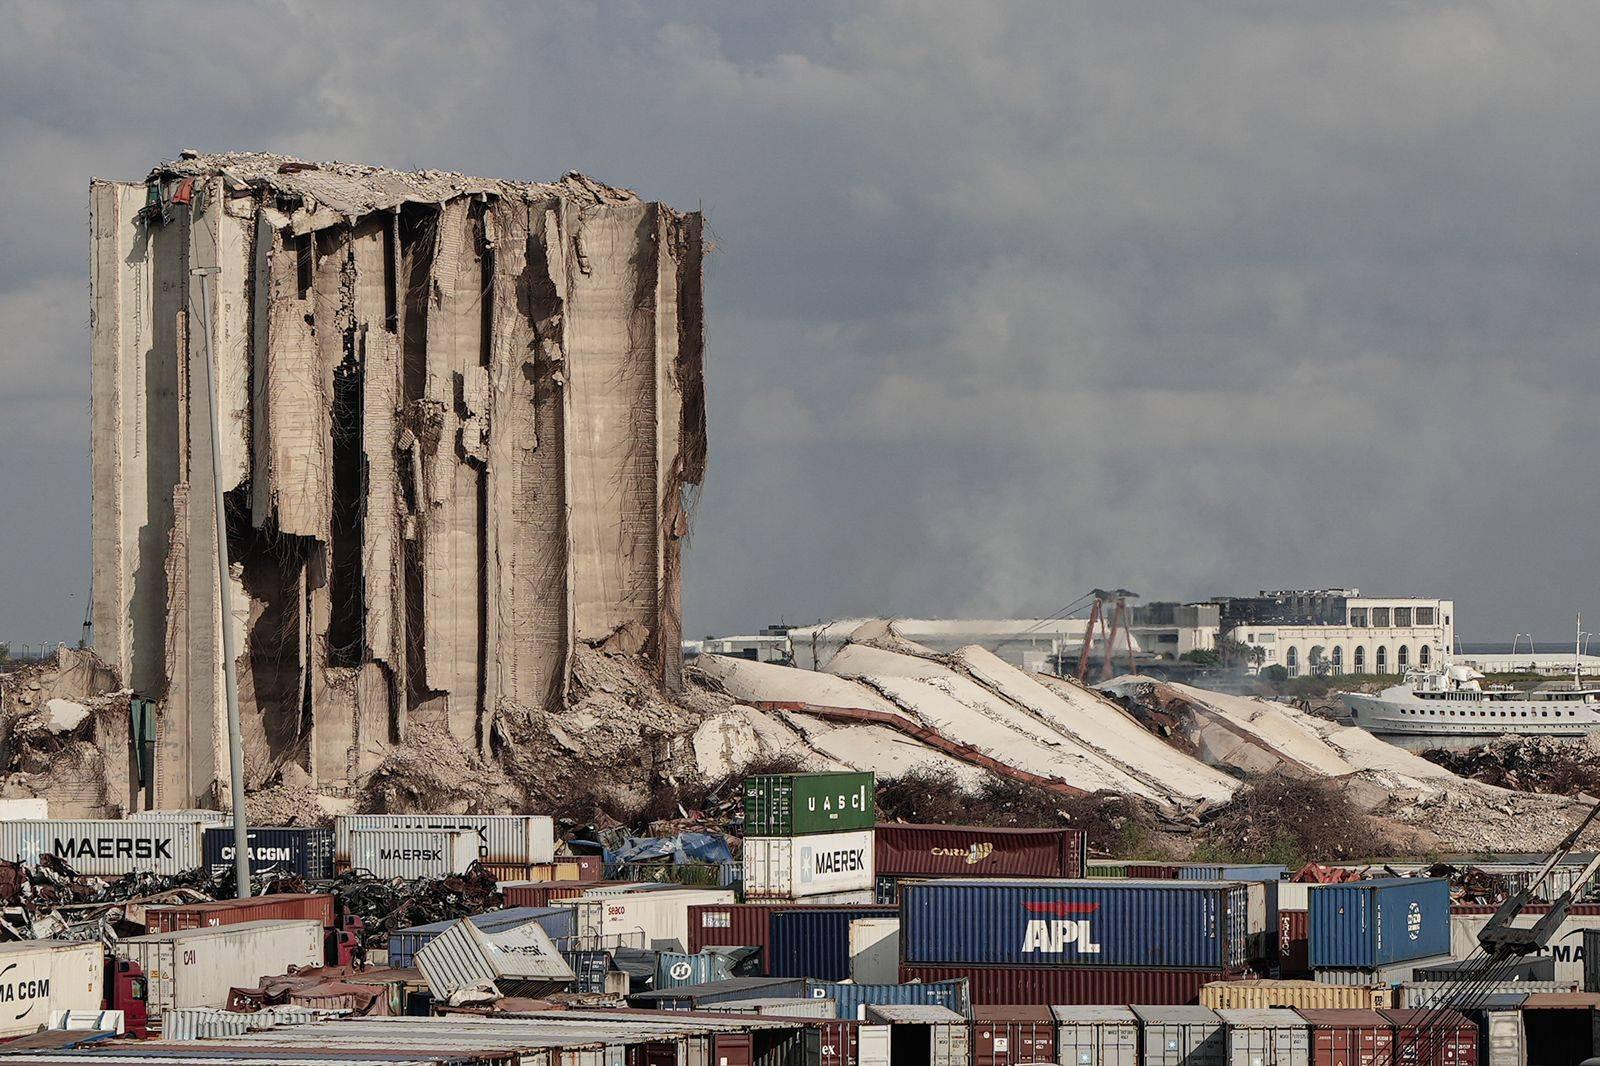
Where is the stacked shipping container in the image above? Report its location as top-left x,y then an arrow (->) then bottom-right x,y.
743,772 -> 876,902
872,824 -> 1087,904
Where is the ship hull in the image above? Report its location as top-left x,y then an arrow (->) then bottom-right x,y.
1341,689 -> 1600,752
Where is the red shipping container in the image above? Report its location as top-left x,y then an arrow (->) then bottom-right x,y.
873,824 -> 1086,879
502,880 -> 629,908
971,1005 -> 1057,1066
1279,909 -> 1309,975
899,963 -> 1233,1006
1299,1008 -> 1394,1066
818,1020 -> 858,1066
1380,1008 -> 1479,1066
1126,863 -> 1181,879
145,892 -> 337,933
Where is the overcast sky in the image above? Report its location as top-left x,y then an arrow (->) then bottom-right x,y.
2,1 -> 1598,650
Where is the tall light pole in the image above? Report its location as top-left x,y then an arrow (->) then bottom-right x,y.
192,266 -> 251,898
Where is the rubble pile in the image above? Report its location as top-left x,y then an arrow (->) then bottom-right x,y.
1191,777 -> 1422,865
1421,735 -> 1600,796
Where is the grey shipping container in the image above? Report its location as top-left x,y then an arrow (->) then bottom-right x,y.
802,978 -> 970,1021
388,906 -> 578,968
128,809 -> 231,824
118,919 -> 323,1020
1218,1008 -> 1310,1066
0,819 -> 203,876
346,828 -> 479,879
1053,1005 -> 1139,1066
1135,1005 -> 1225,1066
413,916 -> 574,1001
334,814 -> 555,864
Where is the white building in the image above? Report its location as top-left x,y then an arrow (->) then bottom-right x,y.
1227,594 -> 1455,676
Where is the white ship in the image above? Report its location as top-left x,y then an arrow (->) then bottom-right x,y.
1342,636 -> 1600,750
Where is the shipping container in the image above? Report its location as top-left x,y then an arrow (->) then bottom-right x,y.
872,824 -> 1086,879
1412,957 -> 1554,983
503,879 -> 642,909
743,831 -> 875,900
1280,910 -> 1310,975
1135,1005 -> 1226,1066
200,827 -> 334,878
769,906 -> 896,980
1280,884 -> 1313,911
969,1005 -> 1058,1066
801,978 -> 969,1021
690,900 -> 896,959
146,892 -> 337,933
849,918 -> 899,985
1202,980 -> 1391,1011
1379,1008 -> 1479,1066
1180,864 -> 1290,882
0,797 -> 47,819
1219,1008 -> 1311,1066
1310,879 -> 1451,969
1052,1005 -> 1139,1066
900,878 -> 1258,970
574,887 -> 736,952
0,940 -> 103,1040
1397,981 -> 1574,1009
346,827 -> 479,879
118,919 -> 323,1020
1297,1008 -> 1395,1066
1128,863 -> 1182,879
899,963 -> 1229,1006
333,813 -> 556,864
128,809 -> 231,824
0,819 -> 203,876
388,906 -> 578,968
1485,1006 -> 1524,1066
1452,905 -> 1600,985
744,772 -> 875,837
412,916 -> 573,1000
1315,954 -> 1455,988
655,950 -> 739,990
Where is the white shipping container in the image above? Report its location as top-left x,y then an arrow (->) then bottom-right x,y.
0,798 -> 48,820
0,820 -> 203,876
849,918 -> 900,985
857,1025 -> 892,1066
1451,913 -> 1600,984
574,887 -> 736,952
413,917 -> 574,1001
0,940 -> 104,1040
347,829 -> 479,879
335,814 -> 555,865
128,809 -> 231,825
742,830 -> 874,899
1278,883 -> 1310,911
118,920 -> 323,1020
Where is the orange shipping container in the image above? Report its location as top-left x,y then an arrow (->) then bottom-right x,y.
1299,1008 -> 1394,1066
971,1005 -> 1057,1066
146,892 -> 337,933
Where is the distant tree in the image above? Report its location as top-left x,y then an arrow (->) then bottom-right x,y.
1260,664 -> 1290,685
0,643 -> 9,665
1181,648 -> 1222,667
1215,637 -> 1265,669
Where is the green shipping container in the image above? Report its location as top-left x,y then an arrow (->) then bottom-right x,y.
744,772 -> 876,837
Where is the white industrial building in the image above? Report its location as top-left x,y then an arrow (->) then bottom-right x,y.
1225,592 -> 1455,676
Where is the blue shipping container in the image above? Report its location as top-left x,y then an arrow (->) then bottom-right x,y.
768,906 -> 897,981
202,827 -> 334,878
900,879 -> 1254,971
801,979 -> 970,1020
388,906 -> 577,968
1176,864 -> 1288,882
1309,877 -> 1451,968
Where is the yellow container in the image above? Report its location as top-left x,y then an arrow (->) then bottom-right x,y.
1200,979 -> 1392,1011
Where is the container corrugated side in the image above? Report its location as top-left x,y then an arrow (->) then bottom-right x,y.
1218,1008 -> 1311,1066
1453,905 -> 1600,985
768,906 -> 896,980
850,918 -> 900,985
0,940 -> 103,1040
1133,1005 -> 1226,1066
119,919 -> 324,1019
201,827 -> 334,878
147,893 -> 337,933
743,831 -> 874,899
1379,1008 -> 1479,1066
900,878 -> 1255,970
503,879 -> 641,908
801,978 -> 969,1020
1177,864 -> 1289,882
1309,878 -> 1451,969
744,772 -> 875,837
971,1006 -> 1062,1066
128,809 -> 231,824
0,819 -> 203,876
1297,1009 -> 1394,1066
0,798 -> 47,820
334,813 -> 555,864
387,906 -> 577,968
901,964 -> 1228,1006
346,828 -> 479,879
574,888 -> 736,953
1397,980 -> 1574,1009
873,824 -> 1086,879
1280,909 -> 1310,975
1200,980 -> 1390,1011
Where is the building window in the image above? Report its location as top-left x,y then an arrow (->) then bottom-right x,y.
1373,608 -> 1391,627
1416,607 -> 1435,626
1377,646 -> 1388,671
1286,646 -> 1299,674
1331,647 -> 1343,674
1245,634 -> 1255,643
1397,645 -> 1410,669
1349,608 -> 1368,627
1419,645 -> 1431,667
1354,646 -> 1366,673
1395,607 -> 1413,627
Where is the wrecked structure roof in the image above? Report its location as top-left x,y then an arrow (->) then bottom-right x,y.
89,151 -> 706,810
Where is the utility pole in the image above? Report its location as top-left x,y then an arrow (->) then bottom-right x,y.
192,266 -> 251,898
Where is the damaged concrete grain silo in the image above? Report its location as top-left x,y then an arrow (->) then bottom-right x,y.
90,153 -> 706,809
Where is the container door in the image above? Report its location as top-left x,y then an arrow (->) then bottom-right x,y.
712,1032 -> 753,1066
1487,1012 -> 1523,1066
1107,1022 -> 1138,1066
857,1025 -> 892,1066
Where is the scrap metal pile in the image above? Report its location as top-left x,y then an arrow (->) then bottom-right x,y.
1423,735 -> 1600,796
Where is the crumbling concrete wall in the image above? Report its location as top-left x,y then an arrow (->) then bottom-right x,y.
90,153 -> 706,809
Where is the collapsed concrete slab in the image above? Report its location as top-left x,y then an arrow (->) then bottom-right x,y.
89,153 -> 705,809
